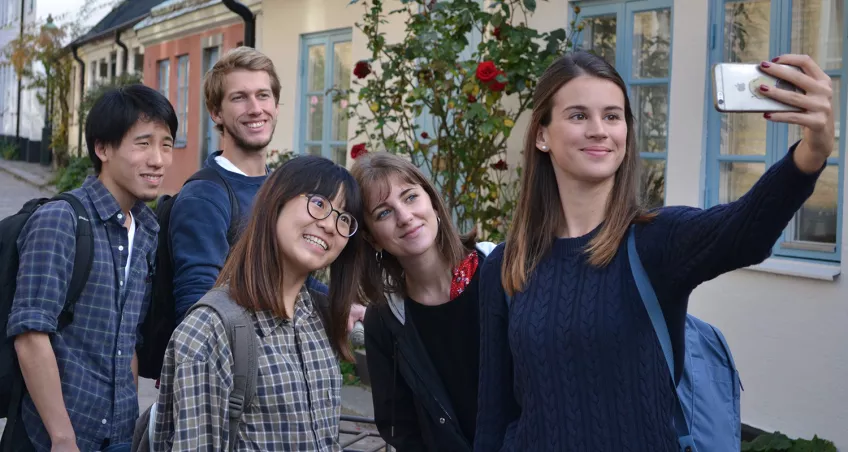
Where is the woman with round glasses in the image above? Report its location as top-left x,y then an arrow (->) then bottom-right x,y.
152,155 -> 366,451
351,152 -> 495,452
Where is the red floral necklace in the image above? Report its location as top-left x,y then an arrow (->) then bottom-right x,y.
449,251 -> 479,300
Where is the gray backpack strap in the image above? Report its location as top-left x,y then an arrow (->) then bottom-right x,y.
188,288 -> 258,451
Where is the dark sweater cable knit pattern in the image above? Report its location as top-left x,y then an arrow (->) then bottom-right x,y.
474,145 -> 821,451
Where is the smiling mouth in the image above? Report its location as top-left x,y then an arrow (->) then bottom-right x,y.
141,174 -> 163,184
245,121 -> 266,130
304,234 -> 328,250
400,225 -> 423,239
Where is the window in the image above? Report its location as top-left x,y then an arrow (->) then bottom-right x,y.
110,51 -> 117,79
573,0 -> 673,209
99,59 -> 107,79
134,48 -> 144,74
157,59 -> 170,100
298,30 -> 353,166
176,55 -> 190,147
705,0 -> 846,262
201,47 -> 221,162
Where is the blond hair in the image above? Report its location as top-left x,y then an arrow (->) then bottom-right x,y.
203,46 -> 281,133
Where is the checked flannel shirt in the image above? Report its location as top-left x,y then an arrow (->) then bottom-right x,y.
8,175 -> 158,451
152,286 -> 343,451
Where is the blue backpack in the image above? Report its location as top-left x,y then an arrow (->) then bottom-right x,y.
501,228 -> 742,452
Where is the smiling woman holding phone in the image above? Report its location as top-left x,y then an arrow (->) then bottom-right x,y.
474,51 -> 834,452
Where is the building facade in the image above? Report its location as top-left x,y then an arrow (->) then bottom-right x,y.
259,0 -> 847,447
0,0 -> 44,158
135,0 -> 257,194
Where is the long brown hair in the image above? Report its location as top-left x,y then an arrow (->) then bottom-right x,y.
216,155 -> 365,361
350,152 -> 476,303
502,51 -> 655,296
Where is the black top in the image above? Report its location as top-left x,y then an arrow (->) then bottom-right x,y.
406,257 -> 482,444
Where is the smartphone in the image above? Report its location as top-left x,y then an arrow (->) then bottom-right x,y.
712,62 -> 804,113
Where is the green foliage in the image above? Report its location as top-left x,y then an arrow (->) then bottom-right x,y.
53,156 -> 93,192
267,149 -> 298,172
347,0 -> 581,241
339,359 -> 360,386
741,431 -> 837,452
0,142 -> 18,160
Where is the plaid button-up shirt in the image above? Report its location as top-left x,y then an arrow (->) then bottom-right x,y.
8,176 -> 158,451
152,286 -> 342,451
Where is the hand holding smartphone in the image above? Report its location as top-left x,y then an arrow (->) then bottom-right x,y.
712,62 -> 805,113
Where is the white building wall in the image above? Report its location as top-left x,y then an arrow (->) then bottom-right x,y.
0,0 -> 44,143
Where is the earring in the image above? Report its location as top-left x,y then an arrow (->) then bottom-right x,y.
376,250 -> 383,266
539,145 -> 548,151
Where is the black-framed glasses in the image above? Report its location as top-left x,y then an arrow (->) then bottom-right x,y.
302,194 -> 359,238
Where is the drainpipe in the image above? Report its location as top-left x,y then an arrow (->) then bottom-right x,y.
71,44 -> 85,155
14,0 -> 25,144
222,0 -> 255,47
115,30 -> 129,75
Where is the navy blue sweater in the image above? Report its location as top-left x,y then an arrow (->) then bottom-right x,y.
474,146 -> 821,451
170,152 -> 326,322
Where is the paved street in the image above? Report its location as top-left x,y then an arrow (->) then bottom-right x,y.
0,171 -> 55,219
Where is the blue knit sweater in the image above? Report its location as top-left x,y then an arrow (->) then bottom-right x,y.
474,146 -> 821,451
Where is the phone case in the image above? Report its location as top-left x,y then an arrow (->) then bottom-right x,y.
712,63 -> 803,113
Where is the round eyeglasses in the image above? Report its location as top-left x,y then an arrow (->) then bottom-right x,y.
302,194 -> 359,238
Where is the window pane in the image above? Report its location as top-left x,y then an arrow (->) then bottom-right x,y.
308,45 -> 326,91
724,0 -> 771,63
307,95 -> 324,141
333,41 -> 352,90
306,145 -> 322,157
332,97 -> 349,142
581,15 -> 616,68
792,165 -> 839,244
632,9 -> 671,79
791,0 -> 842,71
633,84 -> 668,153
720,113 -> 767,156
719,162 -> 764,203
332,145 -> 347,166
640,158 -> 665,209
788,77 -> 840,158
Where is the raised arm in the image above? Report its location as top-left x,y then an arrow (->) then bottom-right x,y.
639,54 -> 835,297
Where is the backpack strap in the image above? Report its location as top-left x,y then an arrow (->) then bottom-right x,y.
627,225 -> 696,452
185,167 -> 241,245
52,193 -> 94,329
188,289 -> 257,451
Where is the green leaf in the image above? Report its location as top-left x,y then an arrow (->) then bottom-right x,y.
523,0 -> 537,12
490,14 -> 503,27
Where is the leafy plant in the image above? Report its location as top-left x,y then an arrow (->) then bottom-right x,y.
741,431 -> 837,452
346,0 -> 581,241
267,149 -> 297,172
0,142 -> 18,160
339,359 -> 361,385
53,156 -> 92,192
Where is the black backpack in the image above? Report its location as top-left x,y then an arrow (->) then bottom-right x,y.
136,167 -> 239,380
0,194 -> 93,437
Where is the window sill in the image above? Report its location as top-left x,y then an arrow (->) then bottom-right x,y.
744,257 -> 840,281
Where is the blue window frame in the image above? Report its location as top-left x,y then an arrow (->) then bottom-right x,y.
157,59 -> 170,101
705,0 -> 846,262
572,0 -> 674,209
176,55 -> 190,147
297,29 -> 353,166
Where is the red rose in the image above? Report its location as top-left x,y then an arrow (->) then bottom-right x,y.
351,143 -> 368,159
491,159 -> 508,171
475,61 -> 499,83
353,61 -> 372,79
467,94 -> 477,103
492,27 -> 501,39
421,132 -> 429,139
489,73 -> 507,92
